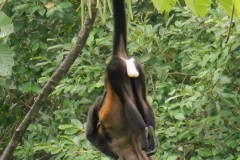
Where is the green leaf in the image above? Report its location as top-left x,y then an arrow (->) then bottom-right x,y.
185,0 -> 211,17
37,6 -> 46,16
19,83 -> 40,93
212,70 -> 220,85
219,76 -> 231,84
55,153 -> 66,159
0,42 -> 14,76
174,113 -> 185,120
71,119 -> 83,129
167,155 -> 178,160
201,54 -> 209,67
218,0 -> 233,17
237,155 -> 240,160
58,124 -> 73,130
0,11 -> 14,37
233,0 -> 240,16
0,12 -> 14,77
35,61 -> 52,67
217,2 -> 238,19
64,128 -> 78,135
166,95 -> 182,103
57,2 -> 72,9
152,0 -> 177,13
197,148 -> 212,157
50,146 -> 62,154
33,145 -> 51,152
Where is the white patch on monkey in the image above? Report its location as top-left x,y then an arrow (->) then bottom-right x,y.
121,57 -> 139,78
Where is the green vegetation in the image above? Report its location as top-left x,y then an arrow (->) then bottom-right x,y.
1,0 -> 240,159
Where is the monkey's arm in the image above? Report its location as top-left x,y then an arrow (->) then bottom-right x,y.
86,93 -> 118,159
131,59 -> 158,156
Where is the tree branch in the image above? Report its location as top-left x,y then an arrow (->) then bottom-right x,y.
0,0 -> 97,159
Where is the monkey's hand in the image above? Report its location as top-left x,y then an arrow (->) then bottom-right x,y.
141,126 -> 157,156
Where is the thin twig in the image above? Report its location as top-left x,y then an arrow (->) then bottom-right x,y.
168,72 -> 193,76
225,4 -> 234,44
8,91 -> 32,109
8,91 -> 45,115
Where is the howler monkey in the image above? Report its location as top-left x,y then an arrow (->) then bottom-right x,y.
86,0 -> 157,159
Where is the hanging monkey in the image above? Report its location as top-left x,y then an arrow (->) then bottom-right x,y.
86,0 -> 157,159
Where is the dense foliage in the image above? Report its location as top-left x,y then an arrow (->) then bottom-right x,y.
1,0 -> 240,159
153,7 -> 240,160
152,0 -> 240,18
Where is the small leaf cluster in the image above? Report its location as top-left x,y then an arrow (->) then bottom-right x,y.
152,0 -> 240,18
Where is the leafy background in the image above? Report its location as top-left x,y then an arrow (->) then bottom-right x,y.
0,0 -> 240,159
